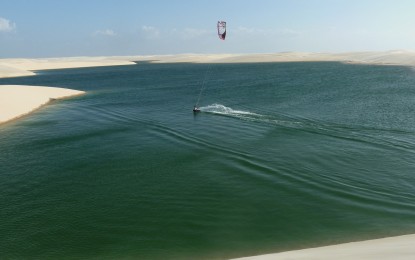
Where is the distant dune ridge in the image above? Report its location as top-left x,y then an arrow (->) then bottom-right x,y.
127,50 -> 415,65
2,50 -> 415,79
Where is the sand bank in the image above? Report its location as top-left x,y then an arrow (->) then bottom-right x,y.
231,234 -> 415,260
0,85 -> 84,124
0,56 -> 135,78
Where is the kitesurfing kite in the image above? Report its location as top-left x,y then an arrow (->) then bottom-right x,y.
217,21 -> 226,40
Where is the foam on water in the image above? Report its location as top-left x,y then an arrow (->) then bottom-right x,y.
200,104 -> 259,116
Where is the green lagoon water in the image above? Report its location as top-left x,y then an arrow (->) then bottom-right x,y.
1,62 -> 415,259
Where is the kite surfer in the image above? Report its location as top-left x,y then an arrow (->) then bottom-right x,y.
193,21 -> 226,112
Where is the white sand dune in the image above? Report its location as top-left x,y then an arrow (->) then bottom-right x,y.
0,85 -> 84,124
0,56 -> 135,78
125,50 -> 415,65
231,234 -> 415,260
0,64 -> 35,78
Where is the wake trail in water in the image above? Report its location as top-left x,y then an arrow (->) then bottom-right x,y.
199,104 -> 415,153
200,104 -> 260,116
199,104 -> 304,128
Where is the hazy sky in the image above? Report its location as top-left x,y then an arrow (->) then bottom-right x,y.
2,0 -> 415,58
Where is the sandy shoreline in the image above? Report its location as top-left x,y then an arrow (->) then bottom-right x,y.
231,234 -> 415,260
0,85 -> 85,125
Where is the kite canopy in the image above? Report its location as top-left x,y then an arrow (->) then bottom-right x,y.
217,21 -> 226,40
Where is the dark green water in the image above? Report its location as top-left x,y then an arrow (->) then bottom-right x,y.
1,62 -> 415,259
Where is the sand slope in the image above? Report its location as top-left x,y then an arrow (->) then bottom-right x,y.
231,234 -> 415,260
0,64 -> 35,78
0,85 -> 85,124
